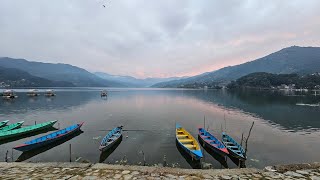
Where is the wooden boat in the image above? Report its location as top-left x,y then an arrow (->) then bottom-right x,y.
101,90 -> 107,97
44,90 -> 56,97
27,89 -> 40,97
0,121 -> 57,140
198,128 -> 229,157
0,121 -> 24,132
222,132 -> 246,161
0,120 -> 9,128
99,126 -> 122,152
176,123 -> 203,160
14,122 -> 84,152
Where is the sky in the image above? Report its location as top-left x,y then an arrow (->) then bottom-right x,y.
0,0 -> 320,78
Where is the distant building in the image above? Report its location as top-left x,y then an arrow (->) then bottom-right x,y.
279,84 -> 289,89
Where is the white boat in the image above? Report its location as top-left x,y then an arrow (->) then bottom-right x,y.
2,90 -> 18,99
27,89 -> 40,97
44,90 -> 56,97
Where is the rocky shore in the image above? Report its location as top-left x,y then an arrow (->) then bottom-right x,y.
0,162 -> 319,180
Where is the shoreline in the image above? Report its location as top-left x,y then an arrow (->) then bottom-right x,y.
1,162 -> 319,179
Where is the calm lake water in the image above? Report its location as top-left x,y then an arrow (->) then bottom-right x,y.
0,88 -> 320,169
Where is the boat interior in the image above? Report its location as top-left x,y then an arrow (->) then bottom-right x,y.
176,127 -> 199,150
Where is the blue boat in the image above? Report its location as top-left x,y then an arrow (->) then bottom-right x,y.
176,123 -> 203,160
14,122 -> 84,152
198,128 -> 229,157
222,132 -> 246,160
99,126 -> 123,152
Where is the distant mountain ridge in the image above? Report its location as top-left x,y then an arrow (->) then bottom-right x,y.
94,72 -> 188,87
0,66 -> 74,87
152,46 -> 320,88
0,57 -> 125,87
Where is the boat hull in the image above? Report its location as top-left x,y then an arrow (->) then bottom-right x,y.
14,123 -> 83,152
0,120 -> 9,128
176,124 -> 203,161
198,135 -> 228,157
0,121 -> 57,141
99,127 -> 123,152
222,132 -> 247,161
176,139 -> 202,160
99,134 -> 122,152
0,121 -> 24,132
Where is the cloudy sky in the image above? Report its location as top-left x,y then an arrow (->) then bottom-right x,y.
0,0 -> 319,78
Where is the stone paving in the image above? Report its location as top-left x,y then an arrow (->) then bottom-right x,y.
0,162 -> 319,179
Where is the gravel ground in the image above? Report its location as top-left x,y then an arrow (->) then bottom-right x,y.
0,162 -> 319,179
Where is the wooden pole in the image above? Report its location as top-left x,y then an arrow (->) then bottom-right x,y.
240,133 -> 244,146
203,116 -> 205,129
5,150 -> 8,162
245,122 -> 255,156
224,113 -> 227,132
69,144 -> 72,162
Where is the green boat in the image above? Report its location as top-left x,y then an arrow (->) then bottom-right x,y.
0,121 -> 24,132
0,120 -> 9,128
0,121 -> 57,140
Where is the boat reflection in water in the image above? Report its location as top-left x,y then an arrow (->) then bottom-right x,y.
175,140 -> 201,169
99,136 -> 122,163
227,153 -> 246,168
16,130 -> 83,162
198,136 -> 228,168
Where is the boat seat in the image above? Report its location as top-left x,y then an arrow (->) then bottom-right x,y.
179,139 -> 193,143
177,131 -> 184,133
184,144 -> 196,149
177,135 -> 188,138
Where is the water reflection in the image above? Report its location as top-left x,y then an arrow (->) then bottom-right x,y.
99,136 -> 122,163
182,89 -> 320,132
0,88 -> 319,169
175,140 -> 201,169
198,136 -> 228,168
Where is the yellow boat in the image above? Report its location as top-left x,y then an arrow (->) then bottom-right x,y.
176,123 -> 203,160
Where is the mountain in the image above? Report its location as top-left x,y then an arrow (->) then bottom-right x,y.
94,72 -> 188,87
0,66 -> 74,87
0,57 -> 125,87
152,46 -> 320,88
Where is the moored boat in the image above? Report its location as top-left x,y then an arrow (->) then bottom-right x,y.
45,90 -> 56,97
99,126 -> 122,152
27,89 -> 40,97
176,123 -> 203,160
0,120 -> 9,128
198,128 -> 229,157
0,121 -> 24,132
2,90 -> 18,99
0,121 -> 57,140
222,132 -> 247,161
101,90 -> 107,97
14,122 -> 84,152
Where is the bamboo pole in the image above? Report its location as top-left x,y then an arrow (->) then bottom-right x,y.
244,122 -> 255,156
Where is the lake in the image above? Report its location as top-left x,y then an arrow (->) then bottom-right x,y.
0,88 -> 320,169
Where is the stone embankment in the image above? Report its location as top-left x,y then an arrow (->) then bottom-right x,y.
0,162 -> 319,179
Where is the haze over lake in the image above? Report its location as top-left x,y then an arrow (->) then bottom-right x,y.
1,88 -> 320,169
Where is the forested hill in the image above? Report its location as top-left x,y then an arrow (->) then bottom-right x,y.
227,72 -> 320,89
0,66 -> 74,87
